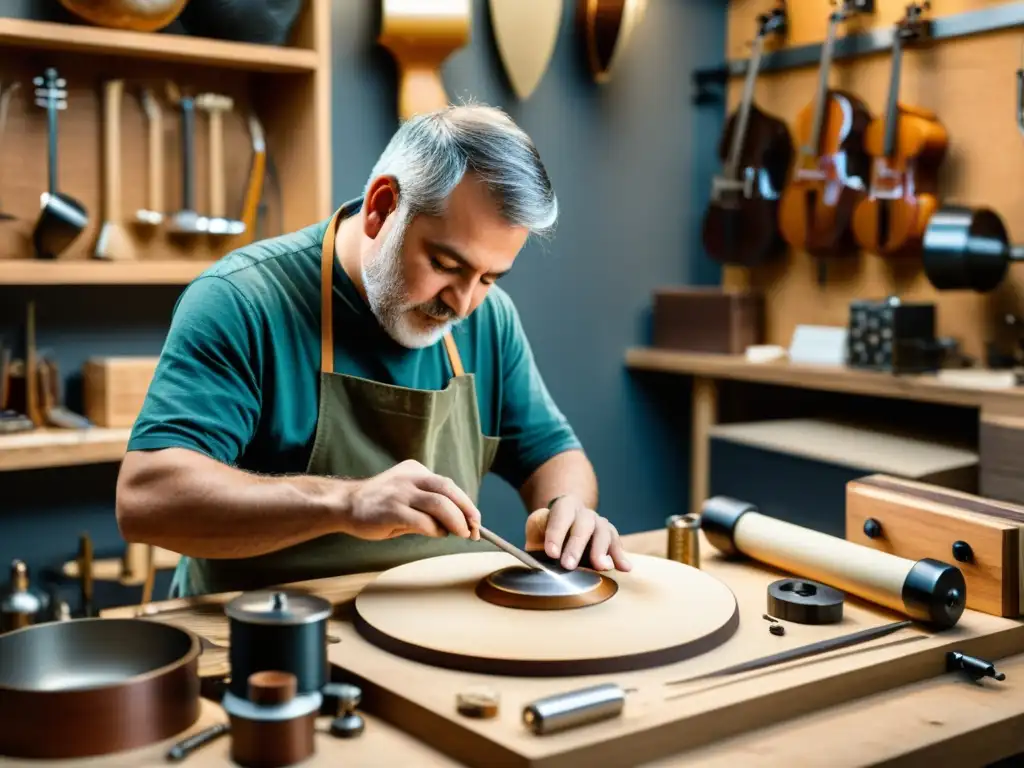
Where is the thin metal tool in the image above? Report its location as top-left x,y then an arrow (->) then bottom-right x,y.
478,526 -> 564,580
664,620 -> 914,688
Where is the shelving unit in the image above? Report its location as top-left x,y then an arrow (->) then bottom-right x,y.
0,427 -> 130,472
0,259 -> 215,285
0,16 -> 320,73
0,0 -> 332,288
625,347 -> 1024,515
1,0 -> 332,473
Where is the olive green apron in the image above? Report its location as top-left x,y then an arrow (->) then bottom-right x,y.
169,205 -> 500,597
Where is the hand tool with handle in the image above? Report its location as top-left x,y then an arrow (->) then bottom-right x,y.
166,88 -> 208,235
238,110 -> 266,244
94,79 -> 136,260
478,525 -> 567,581
135,87 -> 164,226
31,67 -> 88,259
196,92 -> 244,237
0,81 -> 21,220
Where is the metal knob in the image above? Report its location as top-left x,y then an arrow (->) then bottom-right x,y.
952,540 -> 973,563
863,518 -> 882,538
326,683 -> 364,738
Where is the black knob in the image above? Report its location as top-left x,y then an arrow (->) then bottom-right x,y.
863,518 -> 882,538
952,541 -> 973,563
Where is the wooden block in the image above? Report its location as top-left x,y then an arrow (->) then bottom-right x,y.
846,474 -> 1024,617
82,356 -> 159,428
652,287 -> 763,354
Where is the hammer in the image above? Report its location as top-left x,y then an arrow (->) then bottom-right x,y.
165,84 -> 208,236
196,93 -> 244,237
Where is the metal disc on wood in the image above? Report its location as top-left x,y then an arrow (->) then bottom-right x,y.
476,552 -> 618,610
767,578 -> 845,624
353,552 -> 740,677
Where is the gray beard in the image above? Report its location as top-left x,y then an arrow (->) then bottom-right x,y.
362,210 -> 459,349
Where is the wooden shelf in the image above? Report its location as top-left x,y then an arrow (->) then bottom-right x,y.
709,419 -> 979,479
0,259 -> 215,285
0,427 -> 131,472
0,16 -> 318,73
625,348 -> 1024,412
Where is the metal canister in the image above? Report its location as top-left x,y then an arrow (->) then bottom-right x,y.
666,514 -> 700,568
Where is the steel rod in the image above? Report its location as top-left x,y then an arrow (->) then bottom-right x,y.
663,620 -> 914,687
478,526 -> 565,580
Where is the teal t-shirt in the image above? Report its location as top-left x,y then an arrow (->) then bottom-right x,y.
128,199 -> 581,492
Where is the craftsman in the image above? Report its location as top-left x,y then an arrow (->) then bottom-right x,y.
115,105 -> 632,598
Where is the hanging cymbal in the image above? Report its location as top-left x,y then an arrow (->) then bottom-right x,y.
489,0 -> 563,100
578,0 -> 649,84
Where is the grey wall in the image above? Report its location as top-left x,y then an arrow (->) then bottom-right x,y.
0,0 -> 726,609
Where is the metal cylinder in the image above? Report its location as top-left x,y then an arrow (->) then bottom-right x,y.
522,683 -> 625,735
666,514 -> 700,568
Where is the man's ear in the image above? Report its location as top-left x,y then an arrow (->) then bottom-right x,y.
363,176 -> 399,239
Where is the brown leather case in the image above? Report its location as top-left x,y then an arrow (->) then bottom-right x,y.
651,288 -> 763,354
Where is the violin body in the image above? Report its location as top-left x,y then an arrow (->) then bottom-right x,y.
702,104 -> 794,266
851,104 -> 947,256
778,89 -> 871,257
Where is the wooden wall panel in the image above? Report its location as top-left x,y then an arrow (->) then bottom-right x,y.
721,0 -> 1024,361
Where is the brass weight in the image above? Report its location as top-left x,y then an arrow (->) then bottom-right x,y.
666,514 -> 700,568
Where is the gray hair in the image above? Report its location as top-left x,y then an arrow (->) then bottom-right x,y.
364,105 -> 558,237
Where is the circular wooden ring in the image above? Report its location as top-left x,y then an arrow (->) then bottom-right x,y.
475,566 -> 618,610
353,553 -> 741,677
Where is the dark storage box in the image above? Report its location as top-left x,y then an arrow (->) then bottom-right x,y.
652,287 -> 763,354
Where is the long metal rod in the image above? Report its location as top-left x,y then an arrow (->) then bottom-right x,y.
478,526 -> 565,580
699,4 -> 1024,81
663,620 -> 914,687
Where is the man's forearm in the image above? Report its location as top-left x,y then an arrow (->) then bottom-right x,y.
518,449 -> 598,513
116,447 -> 355,559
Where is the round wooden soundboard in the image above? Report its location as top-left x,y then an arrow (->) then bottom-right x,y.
353,552 -> 740,676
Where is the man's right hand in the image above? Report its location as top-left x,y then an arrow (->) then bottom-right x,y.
344,460 -> 481,541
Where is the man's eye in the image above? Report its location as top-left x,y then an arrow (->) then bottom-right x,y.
430,255 -> 460,273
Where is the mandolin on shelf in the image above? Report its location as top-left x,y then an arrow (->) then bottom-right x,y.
852,2 -> 946,258
778,0 -> 872,275
701,5 -> 793,268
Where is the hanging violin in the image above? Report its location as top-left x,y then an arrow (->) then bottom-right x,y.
701,5 -> 793,268
778,0 -> 872,275
852,2 -> 946,258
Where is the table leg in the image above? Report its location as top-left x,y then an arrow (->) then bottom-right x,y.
691,376 -> 718,515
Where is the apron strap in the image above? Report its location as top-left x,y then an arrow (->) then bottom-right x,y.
442,333 -> 465,377
319,205 -> 465,379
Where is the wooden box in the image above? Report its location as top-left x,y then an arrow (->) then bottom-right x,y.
845,474 -> 1024,617
980,413 -> 1024,506
83,357 -> 160,428
651,287 -> 763,354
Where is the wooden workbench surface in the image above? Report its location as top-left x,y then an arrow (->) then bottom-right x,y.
89,529 -> 1024,767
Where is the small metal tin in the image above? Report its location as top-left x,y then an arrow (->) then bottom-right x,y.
666,514 -> 700,568
522,683 -> 625,735
225,590 -> 333,700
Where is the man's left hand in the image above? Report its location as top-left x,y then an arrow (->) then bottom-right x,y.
525,495 -> 632,572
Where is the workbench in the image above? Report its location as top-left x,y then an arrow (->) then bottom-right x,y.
58,527 -> 1024,767
625,348 -> 1024,517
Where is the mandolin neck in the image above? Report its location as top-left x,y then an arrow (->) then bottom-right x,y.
724,34 -> 766,180
806,14 -> 841,159
882,37 -> 904,158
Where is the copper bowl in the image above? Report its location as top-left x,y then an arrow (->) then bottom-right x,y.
0,618 -> 201,759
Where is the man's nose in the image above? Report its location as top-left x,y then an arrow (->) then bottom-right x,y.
446,282 -> 476,318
